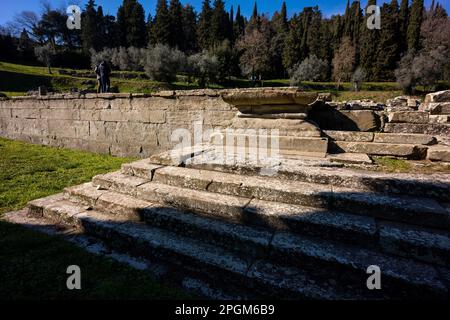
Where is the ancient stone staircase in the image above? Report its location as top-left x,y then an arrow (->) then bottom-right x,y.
25,148 -> 450,300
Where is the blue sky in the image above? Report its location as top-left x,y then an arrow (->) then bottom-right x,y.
1,0 -> 449,24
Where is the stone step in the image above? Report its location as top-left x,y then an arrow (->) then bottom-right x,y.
27,194 -> 369,299
64,183 -> 273,258
66,183 -> 450,267
181,157 -> 450,201
117,165 -> 450,231
429,115 -> 450,124
384,123 -> 450,137
324,130 -> 436,146
64,183 -> 377,252
330,141 -> 427,159
388,111 -> 429,124
27,193 -> 449,299
427,145 -> 450,162
373,133 -> 436,146
210,132 -> 328,158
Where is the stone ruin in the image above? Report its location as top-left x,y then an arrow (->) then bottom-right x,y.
2,88 -> 450,300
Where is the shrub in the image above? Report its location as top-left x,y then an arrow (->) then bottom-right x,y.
289,55 -> 328,86
352,67 -> 367,92
144,44 -> 186,83
90,48 -> 116,69
395,47 -> 448,94
187,51 -> 219,87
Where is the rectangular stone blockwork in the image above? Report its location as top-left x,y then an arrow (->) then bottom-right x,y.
0,93 -> 236,157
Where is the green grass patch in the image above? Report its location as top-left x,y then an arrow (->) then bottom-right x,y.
0,137 -> 189,299
373,157 -> 413,173
0,137 -> 138,215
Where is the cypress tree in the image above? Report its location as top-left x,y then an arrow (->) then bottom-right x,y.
197,0 -> 212,49
147,13 -> 154,45
81,0 -> 100,52
360,0 -> 380,80
117,0 -> 147,47
247,1 -> 260,32
252,2 -> 258,20
152,0 -> 171,45
234,5 -> 245,39
271,2 -> 289,78
398,0 -> 409,53
375,0 -> 401,80
407,0 -> 424,50
211,0 -> 231,45
306,6 -> 323,59
351,0 -> 363,65
181,4 -> 198,53
229,5 -> 234,42
169,0 -> 184,48
283,14 -> 303,71
343,0 -> 352,37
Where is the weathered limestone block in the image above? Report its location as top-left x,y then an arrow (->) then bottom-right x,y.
88,121 -> 108,141
427,146 -> 450,162
152,90 -> 175,98
331,141 -> 427,159
11,108 -> 41,119
221,88 -> 318,106
388,111 -> 429,124
384,123 -> 450,136
129,109 -> 166,124
323,131 -> 374,142
237,104 -> 311,115
429,115 -> 450,124
40,108 -> 80,120
202,111 -> 236,126
237,112 -> 307,120
386,96 -> 421,111
47,120 -> 89,139
0,108 -> 12,118
309,104 -> 381,132
374,133 -> 436,145
51,137 -> 111,154
131,97 -> 173,111
339,110 -> 380,131
231,118 -> 322,137
109,144 -> 154,158
211,133 -> 328,158
7,118 -> 48,136
105,122 -> 158,146
424,90 -> 450,104
41,98 -> 84,109
420,102 -> 450,115
80,109 -> 101,121
99,109 -> 127,122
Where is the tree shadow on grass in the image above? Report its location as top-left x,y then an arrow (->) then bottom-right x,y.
0,71 -> 53,93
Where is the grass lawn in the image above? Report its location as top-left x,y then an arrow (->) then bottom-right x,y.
0,137 -> 188,299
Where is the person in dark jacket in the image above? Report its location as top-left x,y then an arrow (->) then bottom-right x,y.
94,64 -> 102,93
97,61 -> 111,93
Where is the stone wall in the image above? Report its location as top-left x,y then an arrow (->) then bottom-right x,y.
0,90 -> 236,157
